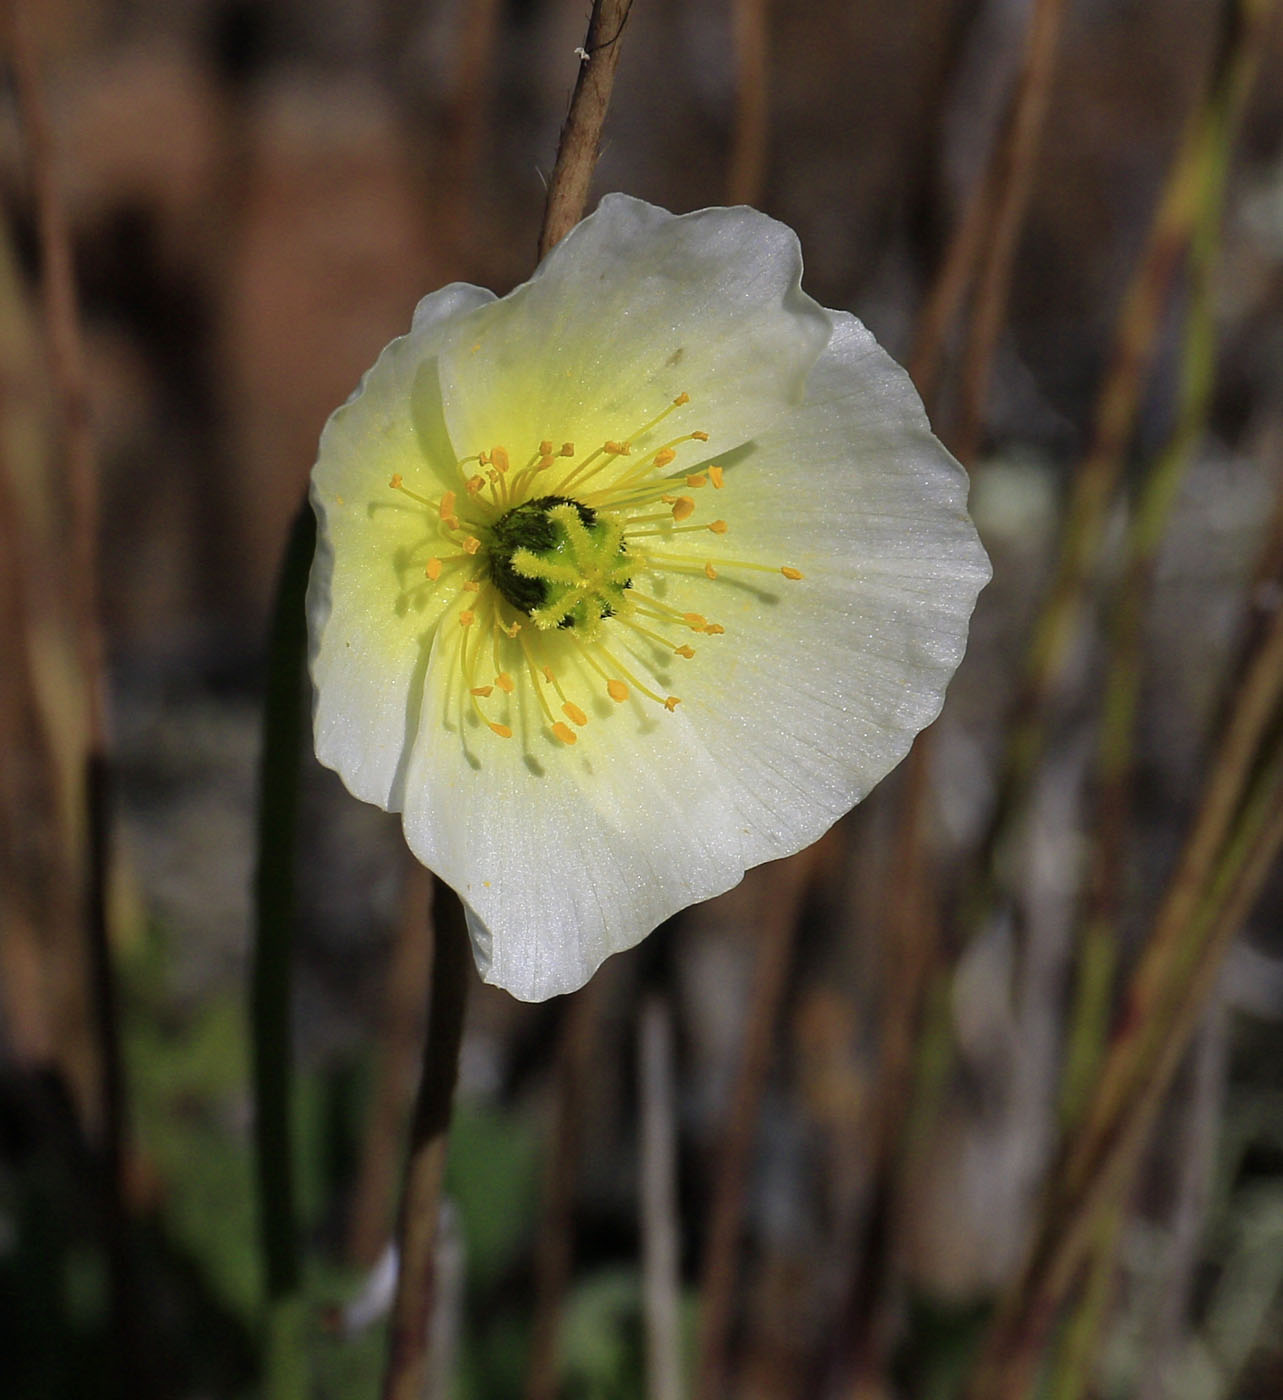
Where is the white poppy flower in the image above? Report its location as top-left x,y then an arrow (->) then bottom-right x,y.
307,195 -> 990,1002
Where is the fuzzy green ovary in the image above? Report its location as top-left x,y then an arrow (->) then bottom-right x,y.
487,498 -> 633,632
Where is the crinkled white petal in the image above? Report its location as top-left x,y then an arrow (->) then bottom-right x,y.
632,309 -> 992,863
433,195 -> 831,471
308,199 -> 990,1003
396,311 -> 987,1002
308,282 -> 495,811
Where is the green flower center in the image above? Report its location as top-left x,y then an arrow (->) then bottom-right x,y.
485,495 -> 634,633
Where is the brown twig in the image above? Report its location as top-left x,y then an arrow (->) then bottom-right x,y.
964,603 -> 1283,1398
727,0 -> 770,206
522,977 -> 605,1400
640,995 -> 683,1400
440,0 -> 504,257
949,0 -> 1069,463
347,858 -> 435,1269
6,2 -> 142,1389
381,877 -> 471,1400
907,0 -> 1067,422
537,0 -> 636,259
692,845 -> 823,1400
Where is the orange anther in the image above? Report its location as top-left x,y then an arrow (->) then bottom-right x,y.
672,496 -> 696,522
563,701 -> 588,726
664,696 -> 681,711
540,440 -> 553,456
705,623 -> 725,635
604,440 -> 630,455
704,562 -> 718,579
463,536 -> 482,554
389,473 -> 403,489
552,722 -> 577,746
683,612 -> 708,631
674,644 -> 695,658
459,610 -> 475,627
538,455 -> 554,471
464,580 -> 480,592
439,490 -> 456,519
673,392 -> 690,406
709,465 -> 724,488
542,666 -> 554,683
692,430 -> 709,442
496,672 -> 515,694
488,722 -> 513,739
504,620 -> 522,637
425,558 -> 442,580
478,450 -> 489,465
686,473 -> 707,488
654,448 -> 677,469
607,679 -> 629,703
470,685 -> 493,697
491,446 -> 510,472
560,442 -> 575,456
781,566 -> 804,580
708,519 -> 728,534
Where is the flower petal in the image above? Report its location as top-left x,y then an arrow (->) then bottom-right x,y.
434,195 -> 831,477
309,282 -> 496,811
643,309 -> 991,854
400,620 -> 753,1001
399,310 -> 988,1001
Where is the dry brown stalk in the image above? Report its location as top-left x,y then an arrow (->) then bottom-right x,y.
950,0 -> 1070,465
727,0 -> 770,206
692,843 -> 826,1400
522,978 -> 605,1400
440,0 -> 504,255
5,2 -> 144,1389
964,599 -> 1283,1398
347,858 -> 435,1269
381,879 -> 471,1400
537,0 -> 636,261
640,995 -> 683,1400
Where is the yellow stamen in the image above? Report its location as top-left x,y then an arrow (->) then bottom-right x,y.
782,566 -> 804,580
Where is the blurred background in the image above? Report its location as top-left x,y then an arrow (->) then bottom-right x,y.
3,0 -> 1283,1396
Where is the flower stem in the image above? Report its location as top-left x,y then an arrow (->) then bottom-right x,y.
251,500 -> 315,1399
381,877 -> 471,1400
537,0 -> 636,259
692,847 -> 821,1400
